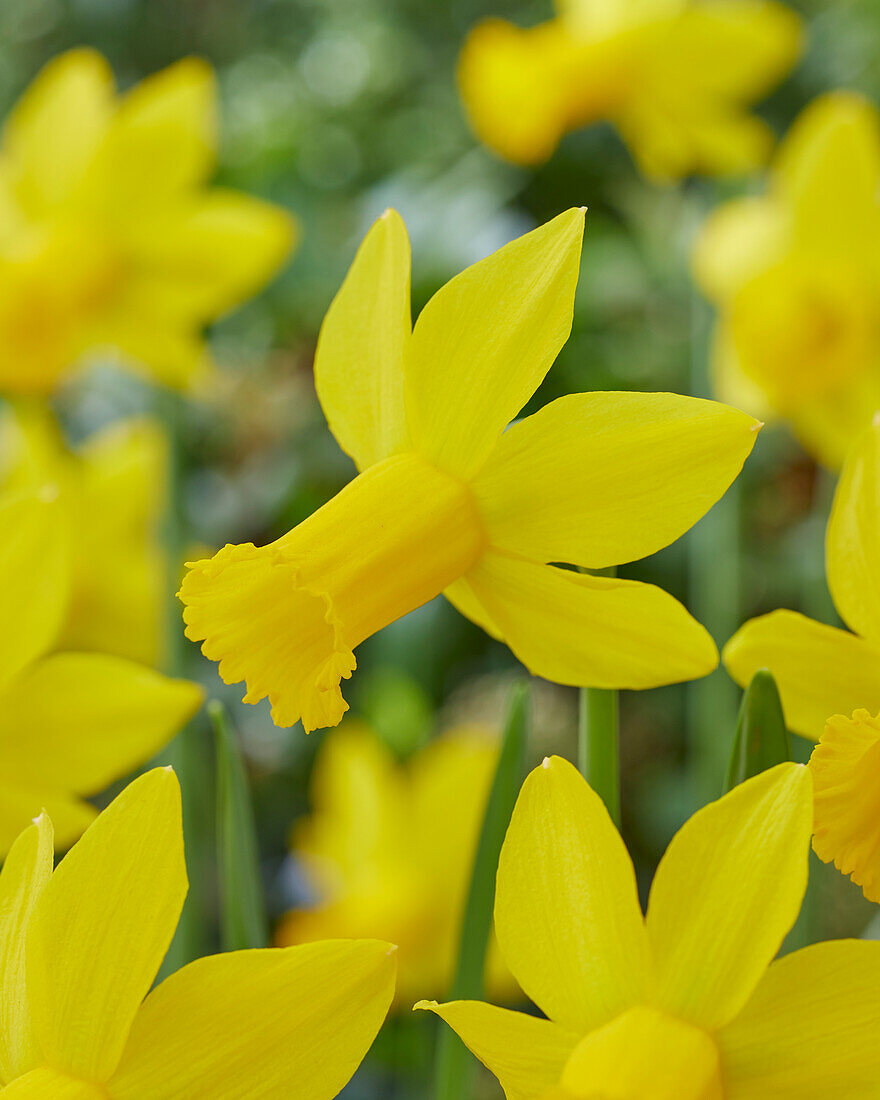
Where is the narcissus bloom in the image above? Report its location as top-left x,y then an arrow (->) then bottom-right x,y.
0,490 -> 202,854
0,48 -> 295,394
809,709 -> 880,905
181,209 -> 760,732
1,403 -> 167,667
420,756 -> 880,1098
277,722 -> 518,1008
694,92 -> 880,467
458,0 -> 801,179
0,768 -> 396,1097
725,416 -> 880,740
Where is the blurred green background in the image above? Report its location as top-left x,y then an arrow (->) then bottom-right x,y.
4,0 -> 879,1094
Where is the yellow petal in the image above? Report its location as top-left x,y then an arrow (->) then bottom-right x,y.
0,782 -> 94,859
0,1068 -> 107,1098
416,1000 -> 579,1100
646,763 -> 812,1030
2,48 -> 113,211
495,756 -> 647,1032
81,58 -> 215,215
559,1006 -> 722,1100
692,195 -> 784,301
26,768 -> 187,1083
809,710 -> 880,903
405,209 -> 584,479
472,391 -> 759,568
0,491 -> 68,687
776,91 -> 880,261
723,610 -> 880,740
467,552 -> 717,689
0,653 -> 203,795
826,417 -> 880,641
110,941 -> 396,1099
720,940 -> 880,1098
125,189 -> 296,323
314,210 -> 411,471
0,814 -> 53,1083
443,576 -> 503,641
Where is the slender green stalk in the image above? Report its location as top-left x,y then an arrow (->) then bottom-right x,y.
211,700 -> 269,951
433,683 -> 530,1100
578,683 -> 620,827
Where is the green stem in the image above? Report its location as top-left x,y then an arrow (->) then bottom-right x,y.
433,683 -> 529,1100
578,684 -> 620,827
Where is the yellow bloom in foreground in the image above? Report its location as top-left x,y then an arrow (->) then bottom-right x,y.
458,0 -> 801,179
725,416 -> 880,740
694,92 -> 880,467
809,710 -> 880,905
419,756 -> 880,1098
0,49 -> 295,394
0,768 -> 396,1097
181,209 -> 760,732
276,722 -> 518,1008
0,490 -> 202,854
0,402 -> 167,667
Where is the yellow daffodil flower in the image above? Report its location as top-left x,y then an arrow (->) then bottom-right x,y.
181,209 -> 760,732
419,756 -> 880,1098
0,48 -> 296,394
809,709 -> 880,906
694,91 -> 880,468
0,767 -> 397,1097
725,415 -> 880,740
458,0 -> 802,179
276,721 -> 519,1008
0,402 -> 166,667
0,489 -> 202,855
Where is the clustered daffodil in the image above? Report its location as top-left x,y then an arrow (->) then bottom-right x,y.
420,756 -> 880,1098
181,209 -> 760,732
0,489 -> 201,854
0,48 -> 295,394
458,0 -> 801,179
694,91 -> 880,468
0,402 -> 167,667
725,415 -> 880,739
277,721 -> 518,1008
0,767 -> 397,1097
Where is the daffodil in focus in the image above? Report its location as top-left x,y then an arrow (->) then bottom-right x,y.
277,722 -> 518,1008
419,756 -> 880,1098
0,48 -> 295,394
809,710 -> 880,906
181,208 -> 761,732
725,416 -> 880,740
694,91 -> 880,467
0,402 -> 167,667
458,0 -> 801,179
0,767 -> 397,1097
0,489 -> 202,854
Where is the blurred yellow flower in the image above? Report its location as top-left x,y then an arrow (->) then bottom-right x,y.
0,768 -> 396,1097
0,489 -> 202,855
0,402 -> 166,667
458,0 -> 801,179
0,48 -> 296,394
276,722 -> 519,1008
181,208 -> 760,731
694,91 -> 880,467
809,709 -> 880,905
420,756 -> 880,1098
725,416 -> 880,739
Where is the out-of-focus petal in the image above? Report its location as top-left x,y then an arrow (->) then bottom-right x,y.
646,764 -> 812,1030
110,941 -> 396,1100
723,610 -> 880,740
0,784 -> 93,859
692,195 -> 784,301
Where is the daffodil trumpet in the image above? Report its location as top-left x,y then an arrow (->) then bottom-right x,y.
181,208 -> 761,732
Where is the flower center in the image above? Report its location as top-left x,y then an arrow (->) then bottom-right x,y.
180,452 -> 485,732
